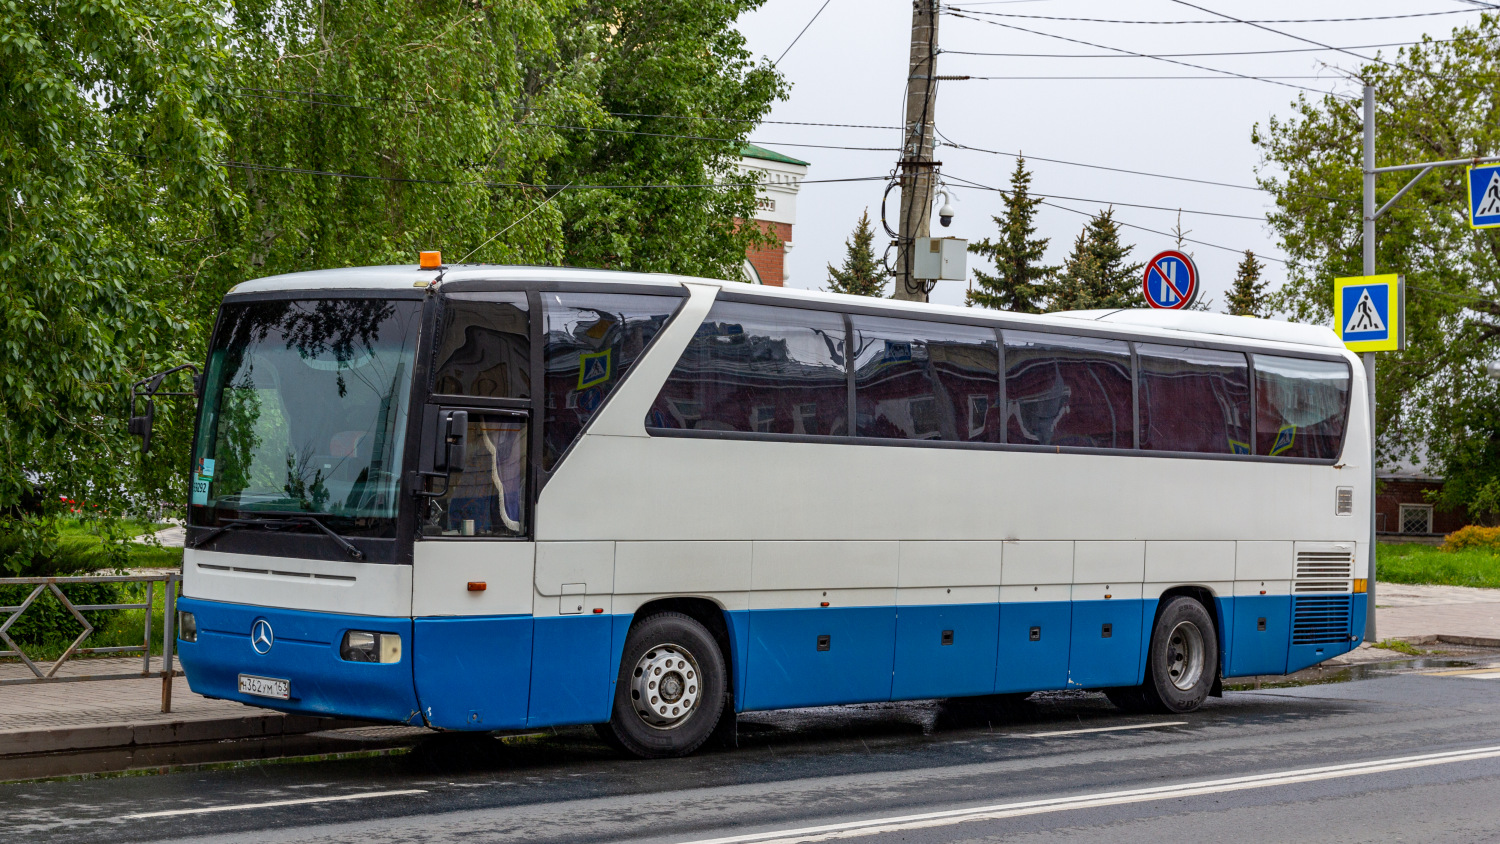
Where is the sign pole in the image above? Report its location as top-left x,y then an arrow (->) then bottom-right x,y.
1362,83 -> 1378,643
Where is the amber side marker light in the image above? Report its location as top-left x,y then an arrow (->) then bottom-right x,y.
467,581 -> 487,592
419,250 -> 443,269
1354,579 -> 1368,593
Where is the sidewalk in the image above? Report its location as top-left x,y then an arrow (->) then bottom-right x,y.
1373,582 -> 1500,645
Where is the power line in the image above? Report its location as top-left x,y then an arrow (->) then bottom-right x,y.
961,75 -> 1343,80
943,10 -> 1355,99
941,37 -> 1470,59
943,5 -> 1480,24
940,174 -> 1266,221
775,0 -> 834,66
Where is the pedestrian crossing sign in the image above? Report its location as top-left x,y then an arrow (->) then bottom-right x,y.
1469,163 -> 1500,228
1334,274 -> 1404,352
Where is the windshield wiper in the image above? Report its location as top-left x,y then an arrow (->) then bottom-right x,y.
191,512 -> 365,560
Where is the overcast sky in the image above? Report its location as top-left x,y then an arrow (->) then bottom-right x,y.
734,0 -> 1483,314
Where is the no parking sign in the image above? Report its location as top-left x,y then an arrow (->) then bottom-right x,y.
1142,250 -> 1200,310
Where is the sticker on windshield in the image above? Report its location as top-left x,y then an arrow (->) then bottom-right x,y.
578,350 -> 612,390
191,457 -> 215,506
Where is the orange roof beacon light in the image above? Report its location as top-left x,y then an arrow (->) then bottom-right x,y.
419,251 -> 442,270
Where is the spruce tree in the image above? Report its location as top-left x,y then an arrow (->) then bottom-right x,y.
1046,208 -> 1144,311
967,155 -> 1053,313
825,209 -> 889,297
1225,250 -> 1268,317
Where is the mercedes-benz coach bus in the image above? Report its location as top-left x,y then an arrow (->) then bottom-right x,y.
160,259 -> 1368,758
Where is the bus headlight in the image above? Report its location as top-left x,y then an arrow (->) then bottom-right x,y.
178,611 -> 197,642
341,630 -> 402,664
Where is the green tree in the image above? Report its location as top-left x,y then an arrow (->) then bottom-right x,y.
1226,250 -> 1269,317
967,156 -> 1052,313
826,210 -> 889,296
0,0 -> 236,572
1047,208 -> 1144,311
1252,14 -> 1500,511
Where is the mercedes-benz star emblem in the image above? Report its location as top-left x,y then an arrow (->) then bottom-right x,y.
250,619 -> 274,655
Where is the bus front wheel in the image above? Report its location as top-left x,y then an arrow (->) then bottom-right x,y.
1107,595 -> 1218,714
600,611 -> 726,758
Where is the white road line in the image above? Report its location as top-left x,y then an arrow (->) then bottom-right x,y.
122,789 -> 426,820
1020,721 -> 1187,738
1459,671 -> 1500,680
679,745 -> 1500,844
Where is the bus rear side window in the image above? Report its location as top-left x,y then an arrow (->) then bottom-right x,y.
1004,331 -> 1132,449
1254,355 -> 1349,459
1138,344 -> 1251,454
648,302 -> 848,436
431,293 -> 529,399
851,316 -> 999,442
542,293 -> 679,470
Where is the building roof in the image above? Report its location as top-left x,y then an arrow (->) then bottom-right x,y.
740,143 -> 810,167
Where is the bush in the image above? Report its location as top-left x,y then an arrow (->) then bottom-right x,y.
0,524 -> 123,650
1441,525 -> 1500,552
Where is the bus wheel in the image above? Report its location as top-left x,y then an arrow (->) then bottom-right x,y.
1143,595 -> 1218,713
602,612 -> 726,758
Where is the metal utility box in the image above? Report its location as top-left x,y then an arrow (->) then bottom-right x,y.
913,237 -> 967,281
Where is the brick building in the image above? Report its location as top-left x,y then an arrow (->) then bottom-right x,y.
1376,465 -> 1471,538
737,144 -> 809,287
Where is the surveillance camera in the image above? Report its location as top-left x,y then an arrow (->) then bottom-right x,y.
935,190 -> 955,228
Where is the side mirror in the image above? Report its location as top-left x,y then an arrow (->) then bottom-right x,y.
127,364 -> 199,455
128,408 -> 155,454
436,410 -> 468,472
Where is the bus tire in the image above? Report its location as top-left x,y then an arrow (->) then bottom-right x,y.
1142,595 -> 1219,713
601,612 -> 726,759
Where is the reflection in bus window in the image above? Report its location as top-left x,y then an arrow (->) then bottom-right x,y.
1138,344 -> 1251,454
1255,355 -> 1349,459
851,316 -> 999,442
431,293 -> 529,399
424,413 -> 527,537
1004,331 -> 1132,449
542,293 -> 679,470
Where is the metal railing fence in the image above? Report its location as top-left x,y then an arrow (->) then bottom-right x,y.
0,572 -> 180,712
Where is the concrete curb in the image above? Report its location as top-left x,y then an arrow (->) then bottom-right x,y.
0,713 -> 381,757
1396,634 -> 1500,649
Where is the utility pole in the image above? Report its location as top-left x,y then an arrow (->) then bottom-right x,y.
1362,84 -> 1378,642
894,0 -> 940,302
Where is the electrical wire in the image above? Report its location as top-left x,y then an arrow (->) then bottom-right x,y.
942,6 -> 1481,24
941,37 -> 1471,59
456,182 -> 572,264
775,0 -> 834,66
960,75 -> 1345,80
943,10 -> 1355,99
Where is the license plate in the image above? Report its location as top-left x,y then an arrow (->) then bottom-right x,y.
238,674 -> 290,700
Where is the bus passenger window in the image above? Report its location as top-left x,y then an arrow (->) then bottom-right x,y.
431,293 -> 529,399
1254,355 -> 1349,459
648,302 -> 849,437
1003,331 -> 1132,449
423,413 -> 528,537
542,293 -> 680,470
1137,344 -> 1251,454
850,316 -> 999,442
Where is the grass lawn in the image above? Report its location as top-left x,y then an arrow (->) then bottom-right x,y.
52,518 -> 183,569
1377,542 -> 1500,589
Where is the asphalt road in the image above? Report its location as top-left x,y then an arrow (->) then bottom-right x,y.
8,664 -> 1500,844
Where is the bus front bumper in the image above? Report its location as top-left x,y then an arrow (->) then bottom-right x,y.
176,597 -> 423,725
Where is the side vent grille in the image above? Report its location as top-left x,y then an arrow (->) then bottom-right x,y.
1293,595 -> 1352,644
1294,550 -> 1354,593
1336,486 -> 1354,515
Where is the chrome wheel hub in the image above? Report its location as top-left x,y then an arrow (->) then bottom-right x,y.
630,643 -> 700,729
1166,620 -> 1205,692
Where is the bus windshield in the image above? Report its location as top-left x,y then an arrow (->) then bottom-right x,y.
190,298 -> 422,536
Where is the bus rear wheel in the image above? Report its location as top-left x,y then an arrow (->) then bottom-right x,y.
1108,595 -> 1218,714
600,612 -> 726,758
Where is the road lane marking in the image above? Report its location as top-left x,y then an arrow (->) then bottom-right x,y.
1426,667 -> 1500,679
679,745 -> 1500,844
1020,721 -> 1187,738
122,789 -> 426,820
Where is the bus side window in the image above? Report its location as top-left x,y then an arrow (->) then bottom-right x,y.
542,293 -> 680,470
1003,331 -> 1133,449
1137,344 -> 1251,455
431,293 -> 530,399
1254,355 -> 1350,459
648,302 -> 848,437
850,315 -> 999,442
423,412 -> 528,538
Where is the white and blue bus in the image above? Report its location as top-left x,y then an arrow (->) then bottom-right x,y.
164,260 -> 1368,757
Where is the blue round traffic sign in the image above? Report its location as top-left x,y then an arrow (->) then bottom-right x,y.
1142,250 -> 1200,310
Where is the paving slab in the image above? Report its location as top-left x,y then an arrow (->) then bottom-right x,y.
1374,581 -> 1500,644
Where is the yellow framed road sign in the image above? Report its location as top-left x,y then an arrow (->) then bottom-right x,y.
1334,274 -> 1404,352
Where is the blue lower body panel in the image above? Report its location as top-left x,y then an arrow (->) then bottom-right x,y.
1226,595 -> 1291,677
1067,599 -> 1144,688
892,603 -> 999,700
996,602 -> 1071,693
413,616 -> 532,730
528,616 -> 614,727
176,597 -> 421,725
743,607 -> 896,710
1287,594 -> 1356,673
